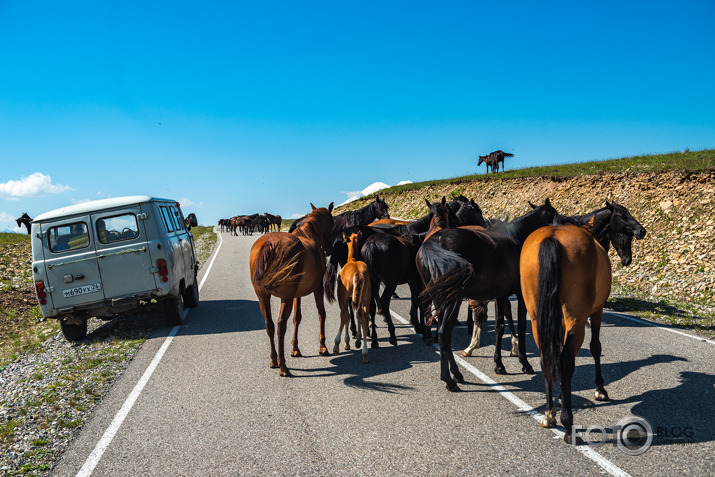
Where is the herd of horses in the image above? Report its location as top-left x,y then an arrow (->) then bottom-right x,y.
219,213 -> 282,236
247,194 -> 647,444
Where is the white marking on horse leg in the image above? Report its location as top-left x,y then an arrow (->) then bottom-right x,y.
461,321 -> 482,357
541,408 -> 557,428
333,323 -> 343,354
510,336 -> 518,357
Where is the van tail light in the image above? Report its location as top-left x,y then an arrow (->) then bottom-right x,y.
157,259 -> 169,282
35,281 -> 47,305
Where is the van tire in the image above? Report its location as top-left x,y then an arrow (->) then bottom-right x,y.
162,296 -> 184,326
61,320 -> 87,342
183,281 -> 199,308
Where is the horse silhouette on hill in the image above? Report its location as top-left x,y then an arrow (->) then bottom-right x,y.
478,150 -> 513,173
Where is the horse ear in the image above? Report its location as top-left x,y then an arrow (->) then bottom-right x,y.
441,196 -> 447,207
528,201 -> 536,209
425,199 -> 431,207
311,203 -> 316,211
328,202 -> 334,213
605,201 -> 613,210
545,198 -> 551,207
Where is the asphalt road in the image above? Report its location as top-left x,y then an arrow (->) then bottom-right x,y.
54,231 -> 714,476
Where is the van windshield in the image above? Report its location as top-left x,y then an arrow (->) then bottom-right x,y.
49,222 -> 90,253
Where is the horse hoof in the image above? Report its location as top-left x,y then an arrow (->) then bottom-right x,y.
522,364 -> 535,375
355,340 -> 362,348
332,347 -> 339,355
563,432 -> 582,445
594,390 -> 610,401
279,369 -> 292,377
446,382 -> 461,392
371,342 -> 379,349
461,350 -> 472,357
389,338 -> 397,346
362,356 -> 369,363
494,365 -> 507,375
291,350 -> 302,357
270,361 -> 279,369
319,349 -> 331,356
454,373 -> 465,384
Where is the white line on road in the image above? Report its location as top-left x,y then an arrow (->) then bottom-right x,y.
607,310 -> 715,345
76,233 -> 224,476
389,310 -> 633,477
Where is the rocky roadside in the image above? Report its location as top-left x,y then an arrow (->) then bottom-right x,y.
0,231 -> 217,476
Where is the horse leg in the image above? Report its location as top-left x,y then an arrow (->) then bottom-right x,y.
541,378 -> 557,429
493,301 -> 507,374
589,310 -> 610,401
349,301 -> 358,339
438,301 -> 464,391
314,286 -> 331,356
358,306 -> 370,363
462,301 -> 485,357
369,285 -> 380,348
291,297 -> 303,357
334,284 -> 349,355
517,295 -> 535,374
560,332 -> 581,444
500,298 -> 519,357
257,293 -> 279,369
380,283 -> 398,346
277,299 -> 294,376
407,280 -> 422,333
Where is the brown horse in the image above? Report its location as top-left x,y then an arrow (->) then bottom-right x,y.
249,203 -> 334,376
520,224 -> 615,444
333,229 -> 372,363
478,150 -> 513,173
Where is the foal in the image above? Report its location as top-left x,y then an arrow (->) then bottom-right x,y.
334,229 -> 372,363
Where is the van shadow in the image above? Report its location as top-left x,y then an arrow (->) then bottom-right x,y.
85,299 -> 266,342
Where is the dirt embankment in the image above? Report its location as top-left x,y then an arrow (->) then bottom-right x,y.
338,169 -> 715,334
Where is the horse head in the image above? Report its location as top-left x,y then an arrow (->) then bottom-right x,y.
425,196 -> 450,230
309,202 -> 335,255
478,155 -> 488,166
456,199 -> 487,227
606,201 -> 646,240
371,196 -> 390,220
611,232 -> 634,266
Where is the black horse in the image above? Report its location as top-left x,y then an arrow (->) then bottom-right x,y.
417,199 -> 558,391
16,213 -> 32,234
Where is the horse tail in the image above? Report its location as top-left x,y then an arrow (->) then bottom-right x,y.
251,241 -> 303,292
536,237 -> 564,383
352,272 -> 364,306
323,251 -> 340,303
418,240 -> 473,325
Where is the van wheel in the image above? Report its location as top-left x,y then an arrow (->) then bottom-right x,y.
61,320 -> 87,342
162,296 -> 184,326
183,282 -> 199,308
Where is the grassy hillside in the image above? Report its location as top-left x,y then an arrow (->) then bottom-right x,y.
336,149 -> 715,337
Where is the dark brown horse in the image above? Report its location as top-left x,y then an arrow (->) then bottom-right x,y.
249,203 -> 334,377
478,150 -> 513,173
16,213 -> 32,234
417,199 -> 558,391
264,212 -> 282,232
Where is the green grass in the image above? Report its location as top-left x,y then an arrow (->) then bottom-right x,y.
379,149 -> 715,195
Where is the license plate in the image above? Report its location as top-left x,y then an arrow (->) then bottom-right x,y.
63,282 -> 102,298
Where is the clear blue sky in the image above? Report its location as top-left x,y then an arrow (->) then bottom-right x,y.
1,1 -> 713,230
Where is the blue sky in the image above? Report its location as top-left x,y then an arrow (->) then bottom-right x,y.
1,1 -> 713,230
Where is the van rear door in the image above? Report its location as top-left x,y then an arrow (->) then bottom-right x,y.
41,217 -> 105,309
92,208 -> 158,299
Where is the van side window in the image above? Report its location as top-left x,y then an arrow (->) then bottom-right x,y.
160,206 -> 175,232
49,222 -> 90,253
171,206 -> 185,231
97,214 -> 140,244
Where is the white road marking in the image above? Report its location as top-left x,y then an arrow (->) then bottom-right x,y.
607,310 -> 715,345
389,310 -> 633,477
76,233 -> 224,476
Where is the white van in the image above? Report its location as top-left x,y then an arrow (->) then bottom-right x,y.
30,196 -> 199,341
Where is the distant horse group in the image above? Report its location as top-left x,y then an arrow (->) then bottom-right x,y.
220,212 -> 282,235
245,193 -> 646,445
478,150 -> 513,173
